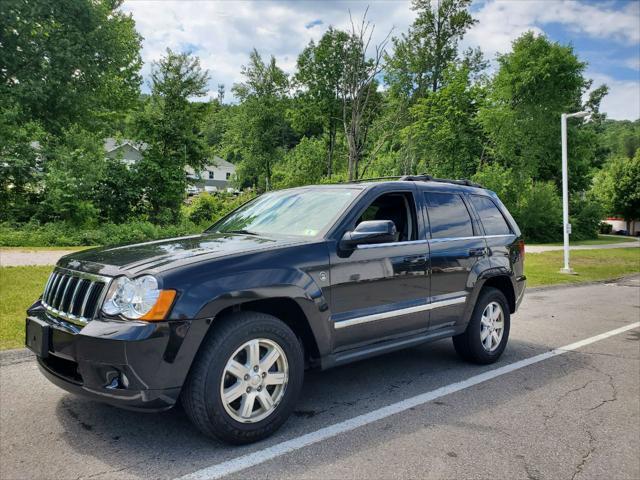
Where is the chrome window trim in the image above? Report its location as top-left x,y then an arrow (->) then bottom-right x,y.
333,296 -> 467,329
355,234 -> 514,249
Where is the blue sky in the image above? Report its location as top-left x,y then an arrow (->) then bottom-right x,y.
122,0 -> 640,120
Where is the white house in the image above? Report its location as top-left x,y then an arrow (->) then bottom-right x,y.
103,138 -> 236,193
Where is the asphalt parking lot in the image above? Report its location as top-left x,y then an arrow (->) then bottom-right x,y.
1,277 -> 639,480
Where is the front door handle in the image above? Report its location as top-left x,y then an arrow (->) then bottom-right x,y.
469,248 -> 487,257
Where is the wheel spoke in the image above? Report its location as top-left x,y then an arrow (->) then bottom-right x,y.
264,372 -> 286,385
239,392 -> 256,418
223,382 -> 244,404
247,340 -> 261,368
226,360 -> 248,379
492,331 -> 500,347
258,390 -> 274,411
483,334 -> 492,349
494,320 -> 504,330
260,347 -> 280,371
481,316 -> 491,327
480,328 -> 490,341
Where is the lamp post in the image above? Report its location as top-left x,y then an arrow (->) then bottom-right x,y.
559,110 -> 590,274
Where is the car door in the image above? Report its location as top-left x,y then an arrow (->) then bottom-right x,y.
423,189 -> 489,332
328,186 -> 430,350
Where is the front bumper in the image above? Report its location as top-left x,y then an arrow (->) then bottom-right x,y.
26,302 -> 208,412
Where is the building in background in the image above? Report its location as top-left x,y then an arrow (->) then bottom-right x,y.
103,138 -> 236,194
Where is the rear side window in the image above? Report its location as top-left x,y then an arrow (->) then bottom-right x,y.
424,192 -> 474,239
470,195 -> 512,235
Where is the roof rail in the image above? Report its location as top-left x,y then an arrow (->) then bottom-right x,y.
399,174 -> 482,188
346,176 -> 403,183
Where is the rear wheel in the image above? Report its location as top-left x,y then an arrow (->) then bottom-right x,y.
452,287 -> 510,364
182,311 -> 304,444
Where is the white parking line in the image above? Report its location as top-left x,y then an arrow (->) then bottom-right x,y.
177,321 -> 640,480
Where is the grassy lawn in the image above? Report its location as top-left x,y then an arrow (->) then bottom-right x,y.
526,248 -> 640,287
528,234 -> 638,247
1,266 -> 51,350
1,248 -> 639,350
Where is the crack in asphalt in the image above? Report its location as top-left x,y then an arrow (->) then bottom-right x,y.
571,426 -> 597,480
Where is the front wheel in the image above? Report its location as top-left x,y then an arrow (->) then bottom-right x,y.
452,287 -> 510,364
182,311 -> 304,444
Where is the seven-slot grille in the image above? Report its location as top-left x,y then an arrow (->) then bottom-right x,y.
41,269 -> 111,324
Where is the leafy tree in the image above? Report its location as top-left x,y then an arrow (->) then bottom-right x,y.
478,32 -> 601,190
94,158 -> 142,223
272,137 -> 327,188
0,0 -> 142,135
135,49 -> 210,222
0,103 -> 45,221
41,126 -> 106,225
591,153 -> 640,231
384,0 -> 476,101
294,28 -> 350,177
402,65 -> 485,178
228,49 -> 292,190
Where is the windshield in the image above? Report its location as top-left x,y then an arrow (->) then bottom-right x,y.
209,188 -> 358,237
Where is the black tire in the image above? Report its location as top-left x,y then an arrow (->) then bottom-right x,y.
452,287 -> 510,364
182,311 -> 304,444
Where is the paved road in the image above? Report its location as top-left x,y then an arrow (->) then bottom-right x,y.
526,239 -> 639,253
1,278 -> 639,480
0,249 -> 81,267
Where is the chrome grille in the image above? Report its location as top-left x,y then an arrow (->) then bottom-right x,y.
41,268 -> 111,324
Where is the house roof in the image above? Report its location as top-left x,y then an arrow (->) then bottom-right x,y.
103,138 -> 148,153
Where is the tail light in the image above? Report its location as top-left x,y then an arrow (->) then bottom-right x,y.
517,239 -> 525,261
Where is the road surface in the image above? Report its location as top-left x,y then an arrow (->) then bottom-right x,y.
1,277 -> 639,480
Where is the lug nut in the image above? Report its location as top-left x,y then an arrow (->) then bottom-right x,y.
257,386 -> 262,391
244,374 -> 249,380
262,372 -> 266,378
254,366 -> 259,372
246,387 -> 251,393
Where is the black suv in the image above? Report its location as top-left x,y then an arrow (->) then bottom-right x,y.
26,176 -> 526,444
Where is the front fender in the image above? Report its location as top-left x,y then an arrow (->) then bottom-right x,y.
170,268 -> 332,357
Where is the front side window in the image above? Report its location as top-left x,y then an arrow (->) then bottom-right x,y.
424,192 -> 474,239
469,195 -> 512,235
209,188 -> 357,237
356,192 -> 417,242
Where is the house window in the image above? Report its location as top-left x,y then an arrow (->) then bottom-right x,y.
208,171 -> 215,179
226,172 -> 231,180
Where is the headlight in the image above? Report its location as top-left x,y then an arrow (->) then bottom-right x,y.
102,275 -> 176,320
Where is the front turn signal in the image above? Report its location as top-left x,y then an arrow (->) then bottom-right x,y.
140,290 -> 177,321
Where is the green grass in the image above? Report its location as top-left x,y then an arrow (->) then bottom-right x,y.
528,234 -> 637,247
526,248 -> 640,287
0,248 -> 639,350
1,266 -> 52,350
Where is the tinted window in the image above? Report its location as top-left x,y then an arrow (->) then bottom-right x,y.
470,195 -> 511,235
424,192 -> 474,239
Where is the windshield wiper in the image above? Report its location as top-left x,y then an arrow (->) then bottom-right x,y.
225,229 -> 259,236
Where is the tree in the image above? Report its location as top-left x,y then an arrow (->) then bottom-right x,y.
294,28 -> 350,177
591,153 -> 640,232
402,65 -> 486,178
41,126 -> 106,225
478,32 -> 601,190
135,49 -> 210,222
0,0 -> 142,135
228,49 -> 292,189
384,0 -> 476,102
341,11 -> 390,180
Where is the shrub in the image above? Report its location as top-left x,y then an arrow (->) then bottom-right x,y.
515,182 -> 563,243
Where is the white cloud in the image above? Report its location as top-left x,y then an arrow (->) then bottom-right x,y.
121,0 -> 413,100
588,72 -> 640,120
466,0 -> 640,59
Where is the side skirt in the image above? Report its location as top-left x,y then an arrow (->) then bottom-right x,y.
319,327 -> 456,370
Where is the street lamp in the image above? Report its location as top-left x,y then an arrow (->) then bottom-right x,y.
559,110 -> 590,274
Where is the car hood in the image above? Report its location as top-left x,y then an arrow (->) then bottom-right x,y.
56,232 -> 302,277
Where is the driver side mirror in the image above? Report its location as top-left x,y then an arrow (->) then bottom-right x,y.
340,220 -> 397,249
